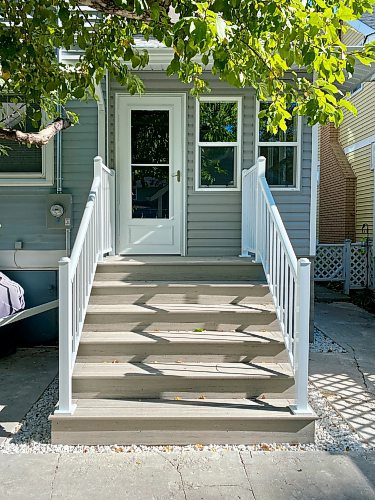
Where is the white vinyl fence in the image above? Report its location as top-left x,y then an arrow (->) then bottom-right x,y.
315,240 -> 374,293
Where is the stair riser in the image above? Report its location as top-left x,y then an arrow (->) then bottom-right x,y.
51,420 -> 315,445
90,283 -> 271,300
84,312 -> 278,329
83,322 -> 280,333
94,264 -> 265,282
77,343 -> 287,363
89,294 -> 273,306
72,377 -> 294,399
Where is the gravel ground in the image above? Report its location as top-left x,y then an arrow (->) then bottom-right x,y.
0,327 -> 369,454
310,327 -> 346,353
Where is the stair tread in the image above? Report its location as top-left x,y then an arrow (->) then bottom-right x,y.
80,330 -> 284,344
86,303 -> 275,314
52,398 -> 315,420
73,361 -> 293,378
92,281 -> 268,287
98,257 -> 258,266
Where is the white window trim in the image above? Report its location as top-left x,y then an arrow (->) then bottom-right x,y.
255,100 -> 302,191
195,96 -> 242,192
0,114 -> 55,187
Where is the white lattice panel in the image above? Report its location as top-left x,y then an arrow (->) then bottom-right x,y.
350,244 -> 370,288
315,242 -> 374,290
315,245 -> 344,281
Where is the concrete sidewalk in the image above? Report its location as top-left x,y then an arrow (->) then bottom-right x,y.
311,302 -> 375,445
0,301 -> 374,499
1,450 -> 374,500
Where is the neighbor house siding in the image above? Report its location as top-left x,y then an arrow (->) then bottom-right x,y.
109,72 -> 313,257
339,81 -> 375,241
342,27 -> 364,47
0,100 -> 98,253
346,146 -> 374,240
339,83 -> 375,148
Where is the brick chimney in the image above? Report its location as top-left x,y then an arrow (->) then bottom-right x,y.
319,123 -> 356,243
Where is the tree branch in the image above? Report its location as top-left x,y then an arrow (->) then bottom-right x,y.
0,118 -> 72,146
78,0 -> 152,21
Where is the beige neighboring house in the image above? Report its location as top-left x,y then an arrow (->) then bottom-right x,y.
318,11 -> 375,246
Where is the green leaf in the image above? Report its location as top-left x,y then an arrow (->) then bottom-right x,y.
215,16 -> 226,40
73,87 -> 85,99
338,99 -> 358,115
150,3 -> 160,21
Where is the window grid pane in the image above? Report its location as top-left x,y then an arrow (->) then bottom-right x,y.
199,146 -> 236,188
258,102 -> 297,143
199,102 -> 238,143
259,145 -> 296,187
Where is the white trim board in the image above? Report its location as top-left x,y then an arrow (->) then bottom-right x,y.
95,82 -> 106,160
343,134 -> 375,155
309,124 -> 319,256
0,250 -> 65,270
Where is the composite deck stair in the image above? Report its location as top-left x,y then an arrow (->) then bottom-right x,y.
50,258 -> 316,445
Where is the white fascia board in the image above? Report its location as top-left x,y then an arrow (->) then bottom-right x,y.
347,20 -> 375,37
60,47 -> 212,71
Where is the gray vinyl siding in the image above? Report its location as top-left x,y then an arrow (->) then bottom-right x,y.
273,124 -> 312,256
109,72 -> 312,257
0,100 -> 98,251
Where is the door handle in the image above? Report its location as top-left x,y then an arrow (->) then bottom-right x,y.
172,170 -> 181,182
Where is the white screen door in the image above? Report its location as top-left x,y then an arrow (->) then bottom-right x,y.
117,95 -> 184,254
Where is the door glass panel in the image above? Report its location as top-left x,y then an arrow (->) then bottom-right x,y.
132,165 -> 169,218
131,110 -> 169,164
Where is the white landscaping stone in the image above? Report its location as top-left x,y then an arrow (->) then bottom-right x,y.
0,374 -> 372,454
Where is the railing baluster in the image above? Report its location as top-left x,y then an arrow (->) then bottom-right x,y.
240,157 -> 312,416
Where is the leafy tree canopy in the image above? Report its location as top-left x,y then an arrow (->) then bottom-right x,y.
0,0 -> 375,145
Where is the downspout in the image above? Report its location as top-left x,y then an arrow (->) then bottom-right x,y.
105,69 -> 109,166
56,47 -> 63,194
95,81 -> 106,159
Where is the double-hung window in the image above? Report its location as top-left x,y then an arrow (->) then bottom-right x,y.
256,101 -> 301,190
196,97 -> 242,191
0,101 -> 54,186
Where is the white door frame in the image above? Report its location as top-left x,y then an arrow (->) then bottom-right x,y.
115,92 -> 187,255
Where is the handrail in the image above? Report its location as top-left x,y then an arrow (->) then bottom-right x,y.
241,157 -> 312,415
56,156 -> 115,415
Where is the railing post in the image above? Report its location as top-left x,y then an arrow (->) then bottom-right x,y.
109,169 -> 116,256
255,156 -> 266,263
94,156 -> 104,262
240,169 -> 250,257
290,257 -> 311,414
55,257 -> 76,415
343,239 -> 351,295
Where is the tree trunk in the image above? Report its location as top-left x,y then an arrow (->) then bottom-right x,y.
0,118 -> 71,146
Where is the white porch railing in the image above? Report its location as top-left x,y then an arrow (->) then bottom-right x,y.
56,156 -> 115,415
241,157 -> 312,414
